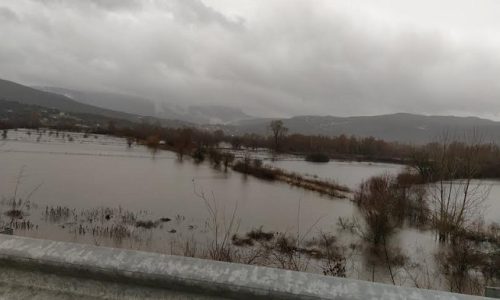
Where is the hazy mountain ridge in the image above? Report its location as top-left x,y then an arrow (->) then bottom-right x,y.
37,87 -> 253,125
36,87 -> 183,120
3,78 -> 500,144
0,79 -> 190,128
229,114 -> 500,144
0,79 -> 141,121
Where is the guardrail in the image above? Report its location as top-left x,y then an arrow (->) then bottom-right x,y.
0,235 -> 491,299
486,287 -> 500,298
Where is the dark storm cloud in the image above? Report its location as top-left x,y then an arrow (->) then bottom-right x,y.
1,0 -> 500,118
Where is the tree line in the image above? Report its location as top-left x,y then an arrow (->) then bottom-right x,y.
4,114 -> 500,178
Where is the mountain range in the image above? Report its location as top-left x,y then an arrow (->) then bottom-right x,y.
2,77 -> 500,144
0,78 -> 194,128
37,87 -> 253,125
228,114 -> 500,144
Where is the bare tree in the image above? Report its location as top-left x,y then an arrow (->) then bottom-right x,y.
174,128 -> 193,160
426,131 -> 490,242
269,120 -> 288,152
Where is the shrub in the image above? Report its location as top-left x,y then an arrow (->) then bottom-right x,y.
135,220 -> 158,229
232,161 -> 278,180
246,227 -> 274,241
193,147 -> 206,162
305,153 -> 330,163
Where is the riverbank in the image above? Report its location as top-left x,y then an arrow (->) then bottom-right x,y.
232,160 -> 350,198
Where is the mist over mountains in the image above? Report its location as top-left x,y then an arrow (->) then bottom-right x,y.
0,78 -> 190,128
37,87 -> 253,125
0,78 -> 139,122
2,77 -> 500,144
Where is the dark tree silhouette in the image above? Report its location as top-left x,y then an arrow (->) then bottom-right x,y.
269,120 -> 288,152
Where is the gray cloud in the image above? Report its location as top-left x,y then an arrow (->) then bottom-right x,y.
164,0 -> 244,29
1,0 -> 500,119
0,6 -> 19,22
32,0 -> 142,11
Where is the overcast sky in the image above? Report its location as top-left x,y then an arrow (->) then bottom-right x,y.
1,0 -> 500,119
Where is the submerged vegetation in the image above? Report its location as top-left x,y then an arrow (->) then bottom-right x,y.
231,158 -> 349,198
305,153 -> 330,163
2,122 -> 500,296
347,157 -> 500,293
5,109 -> 500,180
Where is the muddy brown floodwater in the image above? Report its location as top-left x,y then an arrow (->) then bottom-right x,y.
1,129 -> 499,288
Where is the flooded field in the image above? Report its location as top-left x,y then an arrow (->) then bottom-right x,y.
1,129 -> 499,285
267,159 -> 404,189
0,130 -> 360,251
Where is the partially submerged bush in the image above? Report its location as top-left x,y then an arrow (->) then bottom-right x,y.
135,220 -> 159,229
222,152 -> 235,171
5,209 -> 23,219
193,147 -> 206,162
208,148 -> 223,167
232,161 -> 278,180
354,175 -> 398,246
354,173 -> 429,242
305,153 -> 330,163
231,234 -> 254,246
232,227 -> 275,247
247,227 -> 274,242
145,135 -> 160,149
231,228 -> 346,276
435,237 -> 487,294
232,158 -> 349,197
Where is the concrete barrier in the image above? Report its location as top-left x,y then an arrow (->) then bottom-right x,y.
0,235 -> 490,299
